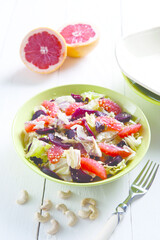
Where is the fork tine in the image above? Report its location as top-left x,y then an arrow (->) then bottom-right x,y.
138,161 -> 153,186
132,160 -> 150,185
145,164 -> 159,190
141,162 -> 157,188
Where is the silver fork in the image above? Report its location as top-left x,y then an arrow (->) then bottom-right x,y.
94,160 -> 159,240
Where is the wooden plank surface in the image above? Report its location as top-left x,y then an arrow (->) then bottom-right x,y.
0,0 -> 160,239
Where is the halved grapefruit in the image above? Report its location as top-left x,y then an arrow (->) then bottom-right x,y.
20,28 -> 67,74
59,23 -> 99,57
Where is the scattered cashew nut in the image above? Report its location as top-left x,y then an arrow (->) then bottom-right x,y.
56,203 -> 68,214
40,200 -> 53,211
58,190 -> 72,199
47,219 -> 60,235
81,198 -> 96,207
35,212 -> 50,223
65,210 -> 77,226
88,205 -> 98,220
78,209 -> 92,219
16,190 -> 29,205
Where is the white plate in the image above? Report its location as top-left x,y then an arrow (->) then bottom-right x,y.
116,27 -> 160,96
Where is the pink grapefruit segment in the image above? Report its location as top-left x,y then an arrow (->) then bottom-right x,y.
98,143 -> 132,158
24,115 -> 54,133
96,116 -> 123,131
20,28 -> 67,74
41,100 -> 59,118
81,157 -> 107,180
118,123 -> 142,138
59,23 -> 99,57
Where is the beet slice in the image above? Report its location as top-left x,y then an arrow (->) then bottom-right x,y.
36,127 -> 55,134
31,110 -> 47,120
115,112 -> 132,123
70,167 -> 94,183
41,167 -> 63,180
48,133 -> 72,149
71,93 -> 83,102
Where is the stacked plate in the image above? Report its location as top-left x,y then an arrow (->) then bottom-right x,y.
116,27 -> 160,106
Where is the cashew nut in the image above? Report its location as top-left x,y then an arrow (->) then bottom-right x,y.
65,210 -> 77,226
16,190 -> 29,205
47,219 -> 60,235
81,198 -> 96,207
88,205 -> 98,220
58,190 -> 72,199
56,203 -> 68,214
40,200 -> 53,211
35,212 -> 50,223
78,209 -> 92,219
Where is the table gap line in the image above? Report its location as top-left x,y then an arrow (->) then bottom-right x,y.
36,178 -> 46,240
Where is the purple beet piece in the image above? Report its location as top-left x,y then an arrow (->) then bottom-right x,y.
71,108 -> 107,121
117,140 -> 126,148
71,108 -> 95,120
39,137 -> 50,143
115,112 -> 132,123
73,143 -> 87,155
48,133 -> 72,149
36,127 -> 55,134
105,155 -> 123,166
95,121 -> 105,132
70,167 -> 94,183
84,97 -> 89,103
28,143 -> 32,152
41,167 -> 63,180
90,155 -> 101,161
30,156 -> 43,165
31,110 -> 47,120
71,93 -> 83,102
95,111 -> 107,117
108,156 -> 123,166
82,119 -> 96,139
65,129 -> 76,139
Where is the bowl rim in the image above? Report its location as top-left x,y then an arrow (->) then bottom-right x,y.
12,84 -> 151,187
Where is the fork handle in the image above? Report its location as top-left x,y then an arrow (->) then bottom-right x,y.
93,213 -> 123,240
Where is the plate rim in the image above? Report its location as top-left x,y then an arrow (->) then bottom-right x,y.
115,37 -> 160,96
123,74 -> 160,106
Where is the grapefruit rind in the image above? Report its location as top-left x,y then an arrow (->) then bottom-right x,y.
67,38 -> 99,57
20,27 -> 67,74
59,23 -> 99,57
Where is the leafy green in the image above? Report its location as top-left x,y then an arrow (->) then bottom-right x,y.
26,138 -> 51,162
104,159 -> 126,175
81,91 -> 104,101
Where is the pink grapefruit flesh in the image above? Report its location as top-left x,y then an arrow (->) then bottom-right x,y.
60,24 -> 96,44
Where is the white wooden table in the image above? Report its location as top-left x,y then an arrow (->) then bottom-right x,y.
0,0 -> 160,239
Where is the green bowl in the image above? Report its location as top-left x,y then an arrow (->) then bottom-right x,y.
12,84 -> 151,186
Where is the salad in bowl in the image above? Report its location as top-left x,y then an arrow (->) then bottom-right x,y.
12,85 -> 150,186
22,89 -> 146,184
